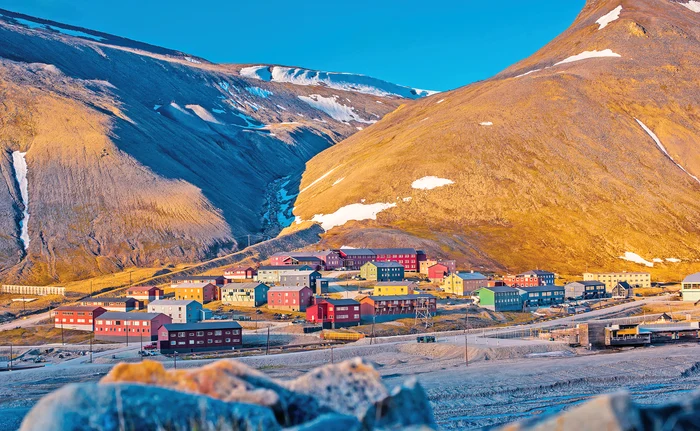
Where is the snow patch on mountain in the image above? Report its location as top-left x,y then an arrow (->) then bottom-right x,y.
412,176 -> 455,190
311,202 -> 397,230
555,49 -> 621,65
300,166 -> 339,194
635,118 -> 700,185
666,258 -> 682,263
241,65 -> 435,99
184,57 -> 202,64
246,86 -> 273,98
5,14 -> 105,41
332,177 -> 345,186
596,6 -> 622,29
231,111 -> 263,129
186,105 -> 223,124
619,251 -> 654,267
12,151 -> 30,251
298,95 -> 373,124
480,122 -> 493,126
515,69 -> 543,78
679,1 -> 700,12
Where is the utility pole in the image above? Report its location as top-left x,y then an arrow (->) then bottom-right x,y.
9,343 -> 12,371
465,309 -> 469,367
126,322 -> 129,347
174,351 -> 178,369
89,332 -> 93,364
266,326 -> 270,355
129,271 -> 133,286
90,281 -> 93,297
331,346 -> 334,364
370,315 -> 376,345
61,321 -> 65,346
21,296 -> 26,313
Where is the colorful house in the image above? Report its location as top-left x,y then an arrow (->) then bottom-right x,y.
223,266 -> 257,281
257,265 -> 313,284
94,312 -> 172,343
427,263 -> 449,283
521,285 -> 566,306
337,248 -> 377,270
306,298 -> 361,329
611,281 -> 634,299
158,321 -> 242,354
170,275 -> 226,286
682,273 -> 700,302
79,297 -> 142,312
267,285 -> 314,311
564,281 -> 607,300
503,270 -> 555,287
442,272 -> 489,296
373,281 -> 419,296
53,305 -> 107,331
279,270 -> 322,288
372,248 -> 420,272
171,282 -> 218,303
126,286 -> 164,303
220,282 -> 268,307
147,299 -> 203,323
360,262 -> 405,281
474,286 -> 523,311
359,294 -> 436,323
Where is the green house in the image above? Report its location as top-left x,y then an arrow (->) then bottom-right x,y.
474,286 -> 523,311
360,262 -> 405,282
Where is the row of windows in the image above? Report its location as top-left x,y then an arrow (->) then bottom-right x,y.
99,320 -> 150,326
56,318 -> 92,323
172,338 -> 236,345
97,327 -> 149,333
170,330 -> 239,337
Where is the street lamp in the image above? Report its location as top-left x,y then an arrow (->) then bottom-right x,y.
173,351 -> 178,369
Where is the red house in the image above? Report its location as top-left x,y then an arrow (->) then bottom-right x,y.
269,251 -> 342,270
94,312 -> 172,343
126,286 -> 164,303
372,248 -> 420,272
306,298 -> 361,329
503,270 -> 555,287
223,266 -> 257,281
53,305 -> 107,331
359,294 -> 437,323
158,321 -> 242,354
79,297 -> 142,312
267,285 -> 314,311
337,248 -> 377,270
427,263 -> 450,283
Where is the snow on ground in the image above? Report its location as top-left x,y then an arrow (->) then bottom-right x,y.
515,69 -> 542,78
212,108 -> 225,114
231,111 -> 263,129
298,95 -> 373,124
185,105 -> 222,124
11,151 -> 29,251
596,5 -> 623,29
184,57 -> 202,64
653,258 -> 663,263
7,16 -> 106,41
619,252 -> 654,267
554,49 -> 621,66
240,66 -> 272,81
480,122 -> 493,126
666,258 -> 682,263
276,104 -> 287,111
436,99 -> 445,104
300,167 -> 339,194
240,65 -> 435,99
402,197 -> 412,202
153,105 -> 161,110
679,1 -> 700,12
636,118 -> 700,185
332,177 -> 345,186
412,176 -> 455,190
246,86 -> 273,98
311,202 -> 397,230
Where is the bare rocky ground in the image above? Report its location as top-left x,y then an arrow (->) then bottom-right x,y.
3,338 -> 700,430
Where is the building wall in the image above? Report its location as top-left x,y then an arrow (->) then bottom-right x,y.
221,285 -> 268,307
374,253 -> 418,272
361,264 -> 404,281
95,314 -> 172,342
54,308 -> 106,331
583,272 -> 651,291
148,303 -> 202,324
267,288 -> 312,311
174,285 -> 216,303
159,326 -> 242,353
374,285 -> 409,296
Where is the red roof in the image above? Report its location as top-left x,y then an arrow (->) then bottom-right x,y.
127,285 -> 160,292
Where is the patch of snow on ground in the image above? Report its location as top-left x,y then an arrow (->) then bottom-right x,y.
619,252 -> 654,267
276,104 -> 287,111
666,258 -> 682,263
298,95 -> 372,123
554,49 -> 621,66
515,69 -> 542,78
403,197 -> 412,202
596,6 -> 622,29
635,118 -> 700,185
653,258 -> 663,263
212,108 -> 225,114
412,176 -> 455,190
436,99 -> 445,104
153,105 -> 161,110
679,1 -> 700,12
312,202 -> 397,230
185,105 -> 222,124
231,111 -> 263,129
356,127 -> 364,131
12,151 -> 29,250
10,17 -> 105,41
480,122 -> 493,126
300,167 -> 338,194
332,177 -> 345,186
246,86 -> 273,98
240,66 -> 272,81
184,57 -> 202,64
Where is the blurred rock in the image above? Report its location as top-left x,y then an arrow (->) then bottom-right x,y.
19,382 -> 279,431
366,378 -> 436,430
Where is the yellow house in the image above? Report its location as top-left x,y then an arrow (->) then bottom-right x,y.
682,273 -> 700,303
442,272 -> 488,296
373,281 -> 418,296
582,272 -> 651,292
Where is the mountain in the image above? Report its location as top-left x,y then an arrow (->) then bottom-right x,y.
292,0 -> 700,277
0,9 -> 432,283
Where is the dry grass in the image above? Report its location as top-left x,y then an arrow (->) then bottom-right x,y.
1,323 -> 98,346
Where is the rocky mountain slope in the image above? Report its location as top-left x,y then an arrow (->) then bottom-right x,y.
293,0 -> 700,276
0,9 -> 430,283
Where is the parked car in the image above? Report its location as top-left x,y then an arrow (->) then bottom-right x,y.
416,336 -> 436,343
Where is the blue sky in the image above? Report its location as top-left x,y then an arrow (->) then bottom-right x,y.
0,0 -> 585,91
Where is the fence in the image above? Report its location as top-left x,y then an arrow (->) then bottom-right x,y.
1,285 -> 65,296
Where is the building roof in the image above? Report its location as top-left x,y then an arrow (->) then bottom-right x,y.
127,285 -> 160,292
452,272 -> 487,280
683,272 -> 700,283
321,298 -> 360,306
268,285 -> 310,293
366,294 -> 434,301
96,312 -> 164,321
371,248 -> 417,255
478,286 -> 520,294
258,265 -> 313,271
520,270 -> 555,276
224,266 -> 255,272
364,261 -> 404,268
221,282 -> 266,290
375,281 -> 418,286
148,300 -> 200,307
163,321 -> 242,331
568,280 -> 605,286
81,296 -> 137,303
279,270 -> 319,277
614,281 -> 633,290
521,285 -> 565,293
338,248 -> 376,256
171,275 -> 223,281
170,282 -> 214,288
55,305 -> 106,312
287,256 -> 322,263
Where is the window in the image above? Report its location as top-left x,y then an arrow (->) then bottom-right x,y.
214,330 -> 222,336
196,331 -> 204,336
179,332 -> 185,337
189,340 -> 194,345
208,339 -> 213,343
225,338 -> 231,343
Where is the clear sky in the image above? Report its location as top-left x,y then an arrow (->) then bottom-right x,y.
0,0 -> 585,91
